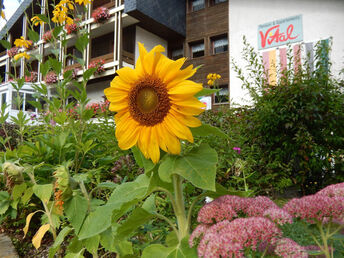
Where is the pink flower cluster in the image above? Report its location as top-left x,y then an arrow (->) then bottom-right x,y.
283,194 -> 344,223
45,71 -> 58,84
25,71 -> 38,82
274,238 -> 308,258
197,195 -> 281,224
92,7 -> 110,23
316,182 -> 344,198
263,208 -> 293,225
64,67 -> 79,80
65,23 -> 79,35
7,47 -> 19,58
191,217 -> 282,258
89,59 -> 105,74
43,30 -> 53,42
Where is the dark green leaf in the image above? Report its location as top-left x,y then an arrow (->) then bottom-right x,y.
159,144 -> 218,191
0,40 -> 11,49
64,195 -> 88,235
27,29 -> 39,43
195,88 -> 219,97
190,123 -> 229,139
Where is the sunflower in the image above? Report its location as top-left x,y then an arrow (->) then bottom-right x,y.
104,43 -> 205,163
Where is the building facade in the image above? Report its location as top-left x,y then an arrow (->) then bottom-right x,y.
229,0 -> 344,106
0,0 -> 229,118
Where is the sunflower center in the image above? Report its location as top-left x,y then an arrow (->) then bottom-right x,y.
137,88 -> 159,113
129,76 -> 171,126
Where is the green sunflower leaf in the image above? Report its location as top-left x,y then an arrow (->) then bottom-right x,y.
190,123 -> 229,139
195,88 -> 219,97
158,143 -> 217,191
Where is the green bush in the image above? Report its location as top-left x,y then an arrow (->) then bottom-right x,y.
232,37 -> 344,194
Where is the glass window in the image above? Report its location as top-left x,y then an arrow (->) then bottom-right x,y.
212,36 -> 228,54
1,93 -> 6,106
25,93 -> 36,112
215,0 -> 227,4
214,85 -> 229,104
191,0 -> 205,11
171,48 -> 183,60
190,42 -> 204,58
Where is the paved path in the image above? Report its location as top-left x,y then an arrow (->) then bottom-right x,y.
0,234 -> 18,258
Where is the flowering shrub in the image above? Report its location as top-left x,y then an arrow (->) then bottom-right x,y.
283,195 -> 344,224
7,47 -> 19,58
88,59 -> 105,74
43,30 -> 53,42
190,217 -> 282,257
45,71 -> 58,84
25,71 -> 38,82
65,23 -> 79,35
91,7 -> 110,23
274,238 -> 308,258
190,186 -> 344,257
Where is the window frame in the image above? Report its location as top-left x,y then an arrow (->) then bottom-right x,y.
189,41 -> 205,59
211,34 -> 228,55
189,0 -> 205,12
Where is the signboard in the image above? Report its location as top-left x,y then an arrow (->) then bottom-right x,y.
258,15 -> 303,50
198,96 -> 212,110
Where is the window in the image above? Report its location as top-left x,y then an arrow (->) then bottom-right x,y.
171,48 -> 184,60
24,93 -> 36,112
11,91 -> 38,111
212,35 -> 228,54
191,0 -> 205,11
66,47 -> 83,66
214,85 -> 229,104
1,92 -> 6,106
190,42 -> 204,58
214,0 -> 227,4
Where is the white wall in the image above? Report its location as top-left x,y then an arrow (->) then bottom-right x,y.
87,80 -> 111,103
134,26 -> 168,63
230,0 -> 344,106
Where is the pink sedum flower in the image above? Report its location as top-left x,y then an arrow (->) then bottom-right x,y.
274,238 -> 308,258
283,194 -> 344,223
196,217 -> 282,258
197,201 -> 237,224
316,182 -> 344,198
263,208 -> 293,225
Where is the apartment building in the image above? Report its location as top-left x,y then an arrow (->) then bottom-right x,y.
0,0 -> 229,118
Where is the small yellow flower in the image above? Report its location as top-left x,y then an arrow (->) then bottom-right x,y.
207,74 -> 212,80
13,52 -> 30,61
75,0 -> 93,6
207,80 -> 214,86
58,0 -> 74,10
52,5 -> 71,25
31,16 -> 44,26
1,11 -> 5,19
104,43 -> 205,163
14,36 -> 32,49
216,74 -> 221,79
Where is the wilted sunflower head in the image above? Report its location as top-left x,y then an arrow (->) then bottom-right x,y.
104,43 -> 205,163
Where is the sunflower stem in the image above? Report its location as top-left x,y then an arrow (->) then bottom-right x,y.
172,174 -> 188,241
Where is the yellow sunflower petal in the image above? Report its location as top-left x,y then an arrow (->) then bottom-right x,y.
171,105 -> 205,116
148,127 -> 160,163
118,124 -> 141,150
104,87 -> 128,102
109,101 -> 127,112
116,67 -> 139,84
170,109 -> 202,128
110,76 -> 132,91
166,65 -> 197,88
164,113 -> 194,143
168,80 -> 203,96
158,123 -> 181,154
159,57 -> 186,84
138,127 -> 151,158
143,45 -> 165,75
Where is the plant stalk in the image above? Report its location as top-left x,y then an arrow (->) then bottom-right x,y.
172,174 -> 188,241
